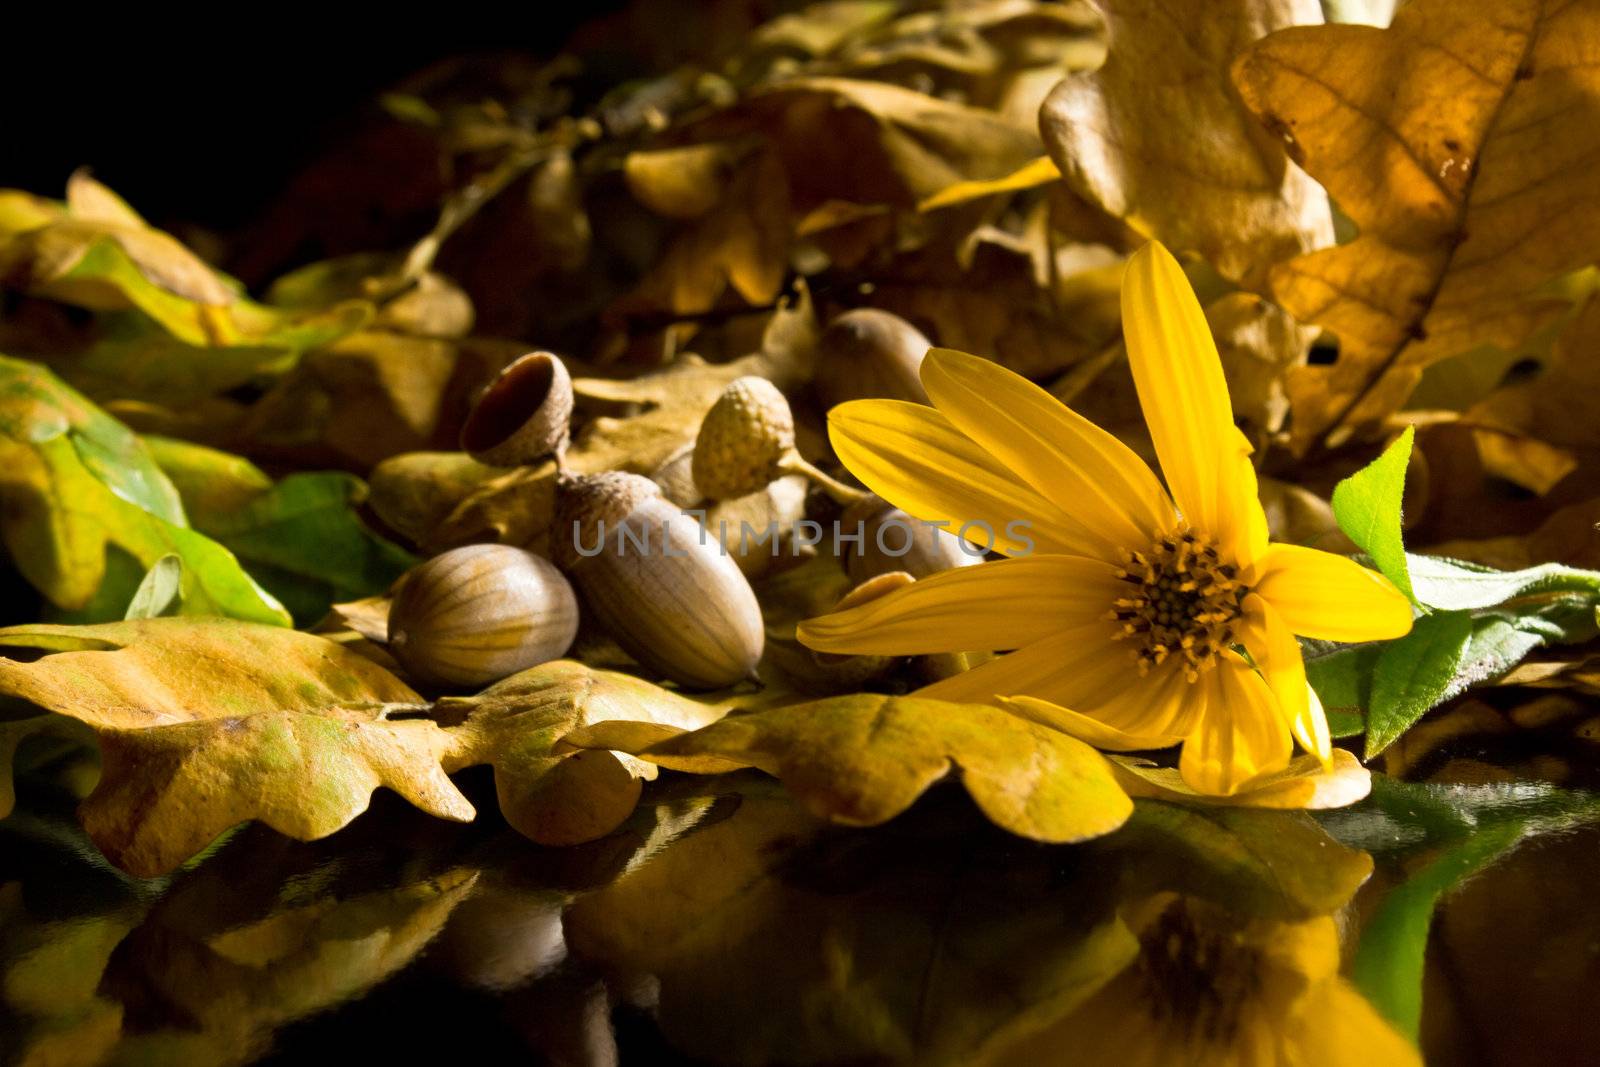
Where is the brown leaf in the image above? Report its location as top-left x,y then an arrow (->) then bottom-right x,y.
1233,0 -> 1600,451
1041,0 -> 1333,293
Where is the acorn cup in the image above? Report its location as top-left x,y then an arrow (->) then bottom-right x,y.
553,472 -> 764,689
460,351 -> 574,466
815,308 -> 932,411
692,375 -> 866,505
387,543 -> 580,689
839,495 -> 982,585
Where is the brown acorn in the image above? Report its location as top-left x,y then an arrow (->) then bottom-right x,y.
815,309 -> 932,411
691,376 -> 796,500
460,351 -> 574,466
553,472 -> 764,689
388,544 -> 579,689
839,496 -> 982,584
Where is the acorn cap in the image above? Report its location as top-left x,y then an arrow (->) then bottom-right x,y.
691,376 -> 796,500
552,471 -> 663,569
460,351 -> 574,466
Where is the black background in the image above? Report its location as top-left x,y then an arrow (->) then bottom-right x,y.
0,15 -> 610,231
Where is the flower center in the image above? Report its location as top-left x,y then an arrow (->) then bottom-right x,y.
1109,528 -> 1246,681
1136,898 -> 1262,1043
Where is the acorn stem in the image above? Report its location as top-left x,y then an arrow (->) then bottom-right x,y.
778,452 -> 869,505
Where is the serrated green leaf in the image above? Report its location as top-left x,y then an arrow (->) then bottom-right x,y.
1365,611 -> 1474,757
1332,426 -> 1416,603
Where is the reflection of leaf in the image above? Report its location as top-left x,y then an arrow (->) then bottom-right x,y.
574,693 -> 1133,844
1335,777 -> 1600,1043
565,779 -> 1139,1067
107,867 -> 477,1067
1096,801 -> 1373,921
1233,0 -> 1600,450
1041,0 -> 1332,293
0,355 -> 289,624
146,436 -> 416,625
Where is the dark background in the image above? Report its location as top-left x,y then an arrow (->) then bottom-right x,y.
0,15 -> 610,231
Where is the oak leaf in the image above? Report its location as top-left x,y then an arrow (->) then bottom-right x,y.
566,693 -> 1134,844
0,621 -> 729,875
1233,0 -> 1600,450
1041,0 -> 1333,294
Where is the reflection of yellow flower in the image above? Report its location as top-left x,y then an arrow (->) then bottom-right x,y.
798,242 -> 1412,794
986,895 -> 1420,1067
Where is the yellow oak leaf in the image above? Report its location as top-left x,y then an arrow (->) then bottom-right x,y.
1233,0 -> 1600,451
0,620 -> 726,875
565,693 -> 1134,844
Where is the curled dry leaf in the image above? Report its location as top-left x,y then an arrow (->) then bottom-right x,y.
1233,0 -> 1600,451
0,620 -> 729,874
564,693 -> 1134,844
1041,0 -> 1333,294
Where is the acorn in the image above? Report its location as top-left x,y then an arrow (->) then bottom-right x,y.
460,351 -> 574,467
839,496 -> 982,584
692,375 -> 867,505
553,472 -> 763,689
701,472 -> 810,578
387,544 -> 579,689
815,308 -> 932,411
691,376 -> 796,500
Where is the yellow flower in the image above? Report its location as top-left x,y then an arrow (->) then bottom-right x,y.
798,241 -> 1413,794
982,895 -> 1421,1067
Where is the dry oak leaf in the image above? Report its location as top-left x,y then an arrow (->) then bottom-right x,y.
0,622 -> 731,875
1041,0 -> 1333,294
1462,291 -> 1600,494
0,619 -> 461,877
435,660 -> 728,848
564,694 -> 1134,844
1233,0 -> 1600,452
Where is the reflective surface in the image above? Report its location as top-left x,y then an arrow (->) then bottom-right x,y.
4,732 -> 1600,1067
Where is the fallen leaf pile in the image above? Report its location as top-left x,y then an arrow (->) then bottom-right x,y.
1,0 -> 1600,896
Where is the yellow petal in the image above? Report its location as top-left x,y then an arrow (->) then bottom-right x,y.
1178,655 -> 1292,796
1109,748 -> 1370,810
1253,543 -> 1415,642
1122,242 -> 1268,566
829,399 -> 1097,557
796,555 -> 1123,656
920,347 -> 1175,560
917,624 -> 1203,739
1244,593 -> 1329,767
1003,696 -> 1182,752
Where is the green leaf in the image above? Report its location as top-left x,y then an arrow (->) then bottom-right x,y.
0,355 -> 289,625
1332,426 -> 1416,603
1352,822 -> 1524,1041
123,555 -> 183,620
145,437 -> 416,625
1337,777 -> 1600,1042
1364,611 -> 1474,757
1407,554 -> 1600,611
